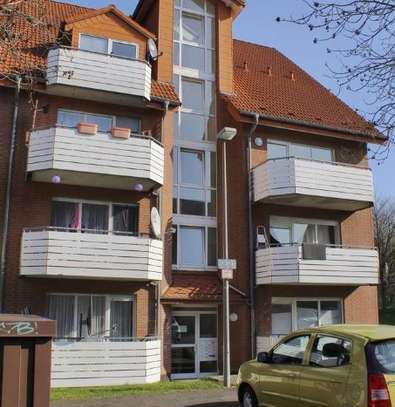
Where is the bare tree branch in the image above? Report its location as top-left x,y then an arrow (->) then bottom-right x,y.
278,0 -> 394,160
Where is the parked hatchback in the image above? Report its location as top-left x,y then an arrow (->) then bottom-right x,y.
237,325 -> 395,407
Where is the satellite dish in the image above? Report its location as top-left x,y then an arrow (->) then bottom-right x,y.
150,207 -> 161,238
147,38 -> 159,61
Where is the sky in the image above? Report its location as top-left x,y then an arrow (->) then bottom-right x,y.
71,0 -> 394,199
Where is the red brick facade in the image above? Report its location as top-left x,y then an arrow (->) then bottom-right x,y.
0,0 -> 381,381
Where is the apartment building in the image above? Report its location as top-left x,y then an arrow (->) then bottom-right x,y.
0,0 -> 384,387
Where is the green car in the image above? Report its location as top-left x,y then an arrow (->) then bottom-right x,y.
237,325 -> 395,407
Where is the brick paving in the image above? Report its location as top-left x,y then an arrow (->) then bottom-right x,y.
52,388 -> 239,407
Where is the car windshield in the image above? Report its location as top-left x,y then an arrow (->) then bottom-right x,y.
367,340 -> 395,374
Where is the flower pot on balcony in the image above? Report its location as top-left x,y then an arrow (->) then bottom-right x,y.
78,122 -> 97,135
111,127 -> 131,139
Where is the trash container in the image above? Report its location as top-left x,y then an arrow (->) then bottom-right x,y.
0,314 -> 55,407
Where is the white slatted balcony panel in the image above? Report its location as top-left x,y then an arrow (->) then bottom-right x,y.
253,158 -> 374,211
51,339 -> 161,387
20,230 -> 163,281
27,127 -> 164,190
256,245 -> 379,286
47,48 -> 151,101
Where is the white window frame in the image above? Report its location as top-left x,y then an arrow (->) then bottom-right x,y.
270,216 -> 340,245
51,197 -> 139,234
78,33 -> 139,60
267,139 -> 334,162
271,297 -> 344,335
48,293 -> 136,339
57,109 -> 142,133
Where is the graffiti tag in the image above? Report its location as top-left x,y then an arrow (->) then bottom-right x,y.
0,321 -> 38,336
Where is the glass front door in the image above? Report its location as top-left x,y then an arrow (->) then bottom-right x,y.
171,311 -> 217,379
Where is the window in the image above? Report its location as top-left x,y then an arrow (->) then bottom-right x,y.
51,199 -> 139,235
267,140 -> 333,162
48,294 -> 134,339
79,34 -> 137,59
173,148 -> 216,217
310,335 -> 351,368
57,110 -> 141,134
270,216 -> 339,246
271,335 -> 310,365
271,298 -> 343,336
80,34 -> 108,53
111,41 -> 137,59
173,0 -> 217,271
172,225 -> 216,268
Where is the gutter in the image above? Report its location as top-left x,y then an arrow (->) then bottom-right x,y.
246,112 -> 259,358
0,76 -> 21,311
239,110 -> 386,142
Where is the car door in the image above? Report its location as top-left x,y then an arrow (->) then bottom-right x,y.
256,334 -> 311,407
299,334 -> 353,407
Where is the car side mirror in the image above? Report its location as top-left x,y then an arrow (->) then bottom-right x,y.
257,351 -> 271,363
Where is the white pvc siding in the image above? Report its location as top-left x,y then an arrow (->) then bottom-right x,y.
256,246 -> 379,286
27,127 -> 164,187
47,48 -> 151,100
253,158 -> 374,205
20,230 -> 163,281
51,340 -> 161,387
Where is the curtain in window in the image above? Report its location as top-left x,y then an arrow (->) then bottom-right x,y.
320,301 -> 342,325
77,296 -> 106,338
272,304 -> 292,335
110,300 -> 133,338
81,204 -> 108,233
317,225 -> 336,245
112,205 -> 138,234
51,201 -> 79,230
296,301 -> 319,329
48,295 -> 75,338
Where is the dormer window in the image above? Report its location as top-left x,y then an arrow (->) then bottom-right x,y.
79,34 -> 138,60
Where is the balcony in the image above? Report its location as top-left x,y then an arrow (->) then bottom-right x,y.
256,244 -> 379,286
253,157 -> 374,211
46,47 -> 151,105
51,338 -> 160,387
20,228 -> 163,281
27,126 -> 164,190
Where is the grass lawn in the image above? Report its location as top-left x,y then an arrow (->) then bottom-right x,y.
51,379 -> 224,401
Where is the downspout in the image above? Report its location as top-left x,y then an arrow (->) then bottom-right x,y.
246,113 -> 259,358
0,76 -> 21,311
155,99 -> 170,337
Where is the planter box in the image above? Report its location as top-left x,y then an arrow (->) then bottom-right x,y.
78,122 -> 97,135
112,127 -> 131,139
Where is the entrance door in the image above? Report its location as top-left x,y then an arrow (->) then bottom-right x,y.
171,311 -> 218,379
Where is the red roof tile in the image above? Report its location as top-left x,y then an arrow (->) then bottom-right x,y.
0,0 -> 178,104
227,39 -> 382,140
162,274 -> 222,302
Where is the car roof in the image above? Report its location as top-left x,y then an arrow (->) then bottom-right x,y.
299,325 -> 395,342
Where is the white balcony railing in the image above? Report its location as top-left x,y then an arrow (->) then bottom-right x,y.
20,228 -> 163,281
47,47 -> 151,100
51,337 -> 161,387
27,126 -> 164,190
256,244 -> 379,286
253,157 -> 374,211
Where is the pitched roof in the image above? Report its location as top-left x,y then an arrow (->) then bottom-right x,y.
227,39 -> 383,140
162,274 -> 222,302
64,5 -> 155,39
0,0 -> 178,104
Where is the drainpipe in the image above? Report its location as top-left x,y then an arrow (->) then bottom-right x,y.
0,76 -> 21,311
246,113 -> 259,358
155,100 -> 169,338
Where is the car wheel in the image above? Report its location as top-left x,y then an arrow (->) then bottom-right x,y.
242,388 -> 257,407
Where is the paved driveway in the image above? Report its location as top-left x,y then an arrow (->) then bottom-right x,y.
52,388 -> 239,407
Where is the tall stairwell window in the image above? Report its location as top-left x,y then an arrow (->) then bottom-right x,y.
172,0 -> 217,270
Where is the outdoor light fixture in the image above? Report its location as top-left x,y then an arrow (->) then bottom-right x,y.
230,313 -> 238,322
134,183 -> 144,192
51,175 -> 61,184
217,127 -> 237,141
